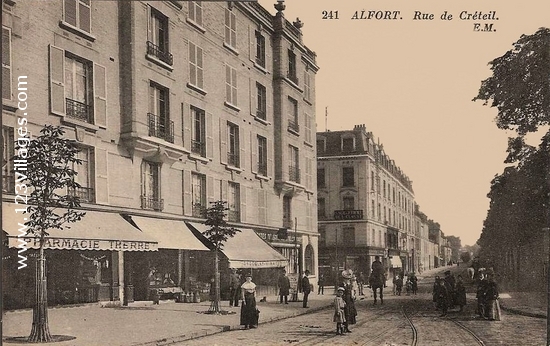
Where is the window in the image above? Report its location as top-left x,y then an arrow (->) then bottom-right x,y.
227,122 -> 240,167
141,161 -> 162,211
2,27 -> 12,100
317,168 -> 325,188
2,126 -> 14,193
304,71 -> 311,101
148,82 -> 173,143
384,207 -> 387,223
227,182 -> 240,222
288,145 -> 300,183
342,167 -> 354,187
257,135 -> 267,176
256,82 -> 267,120
383,180 -> 386,198
370,171 -> 375,191
225,64 -> 237,106
70,147 -> 94,202
63,0 -> 91,33
64,54 -> 93,123
287,97 -> 299,133
255,31 -> 266,67
188,1 -> 203,27
147,7 -> 172,66
343,196 -> 354,211
287,50 -> 297,84
342,137 -> 354,152
304,244 -> 314,274
317,198 -> 325,219
378,203 -> 381,220
188,42 -> 204,89
283,195 -> 292,228
343,227 -> 355,246
191,106 -> 206,156
224,7 -> 236,49
316,139 -> 325,153
304,114 -> 312,143
191,173 -> 206,217
371,200 -> 375,219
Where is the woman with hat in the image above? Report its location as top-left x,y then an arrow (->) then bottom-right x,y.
339,269 -> 357,333
240,273 -> 258,329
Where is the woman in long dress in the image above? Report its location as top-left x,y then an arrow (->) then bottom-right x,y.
333,287 -> 346,335
484,272 -> 500,321
339,270 -> 357,332
240,273 -> 258,329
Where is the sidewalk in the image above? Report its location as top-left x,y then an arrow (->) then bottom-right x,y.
2,292 -> 335,346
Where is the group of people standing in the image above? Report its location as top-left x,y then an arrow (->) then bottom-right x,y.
476,268 -> 501,320
432,270 -> 467,316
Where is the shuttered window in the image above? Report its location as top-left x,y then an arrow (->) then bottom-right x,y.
224,7 -> 236,48
188,42 -> 204,89
64,0 -> 91,33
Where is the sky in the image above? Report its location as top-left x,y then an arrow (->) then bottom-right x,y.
258,0 -> 550,246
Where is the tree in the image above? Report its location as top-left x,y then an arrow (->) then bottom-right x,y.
459,251 -> 471,264
203,200 -> 239,314
16,125 -> 85,342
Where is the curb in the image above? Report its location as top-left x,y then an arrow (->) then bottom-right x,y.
499,305 -> 546,319
134,304 -> 332,346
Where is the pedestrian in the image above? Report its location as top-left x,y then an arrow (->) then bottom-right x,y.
228,268 -> 241,307
444,270 -> 456,308
371,255 -> 385,287
393,275 -> 403,296
318,274 -> 325,295
333,287 -> 346,335
408,272 -> 418,295
240,273 -> 259,329
357,272 -> 365,295
301,270 -> 311,308
277,269 -> 290,304
483,269 -> 500,321
339,269 -> 357,333
455,274 -> 467,312
476,273 -> 488,318
432,276 -> 440,310
434,277 -> 450,317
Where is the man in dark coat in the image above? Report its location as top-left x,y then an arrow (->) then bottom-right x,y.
278,270 -> 291,304
301,270 -> 311,308
228,268 -> 241,307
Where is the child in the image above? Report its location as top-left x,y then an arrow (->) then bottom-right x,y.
333,287 -> 346,335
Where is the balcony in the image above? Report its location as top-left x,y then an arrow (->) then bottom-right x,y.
333,209 -> 364,220
146,41 -> 173,66
192,203 -> 206,218
148,113 -> 174,143
227,209 -> 240,222
68,186 -> 94,203
66,98 -> 92,123
227,152 -> 240,167
141,195 -> 164,211
288,118 -> 299,134
257,162 -> 267,176
191,140 -> 206,157
288,165 -> 300,183
286,71 -> 299,85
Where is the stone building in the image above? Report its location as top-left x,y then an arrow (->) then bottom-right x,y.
2,0 -> 318,308
316,124 -> 416,283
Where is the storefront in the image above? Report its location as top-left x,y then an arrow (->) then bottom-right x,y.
124,215 -> 209,301
186,222 -> 288,299
2,204 -> 158,309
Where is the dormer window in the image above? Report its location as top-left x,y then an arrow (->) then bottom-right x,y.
341,136 -> 355,152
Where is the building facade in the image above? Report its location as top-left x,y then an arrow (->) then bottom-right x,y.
2,0 -> 318,308
316,124 -> 417,284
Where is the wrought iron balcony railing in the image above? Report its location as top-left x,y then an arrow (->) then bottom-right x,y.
227,152 -> 240,167
141,195 -> 164,211
288,118 -> 299,133
288,165 -> 300,183
191,140 -> 206,157
146,41 -> 173,66
257,162 -> 267,176
66,98 -> 92,123
68,186 -> 95,203
147,113 -> 174,143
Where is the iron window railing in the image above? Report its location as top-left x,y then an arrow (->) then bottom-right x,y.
66,98 -> 92,123
256,108 -> 266,120
227,152 -> 240,167
258,162 -> 267,176
191,140 -> 206,157
289,165 -> 300,183
148,113 -> 174,143
146,41 -> 173,66
141,195 -> 164,211
68,186 -> 95,203
288,118 -> 299,133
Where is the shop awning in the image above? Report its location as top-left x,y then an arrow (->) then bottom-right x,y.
129,215 -> 208,251
390,256 -> 402,268
187,222 -> 288,269
3,203 -> 158,251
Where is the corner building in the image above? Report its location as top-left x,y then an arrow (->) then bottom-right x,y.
2,0 -> 318,307
317,125 -> 415,284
